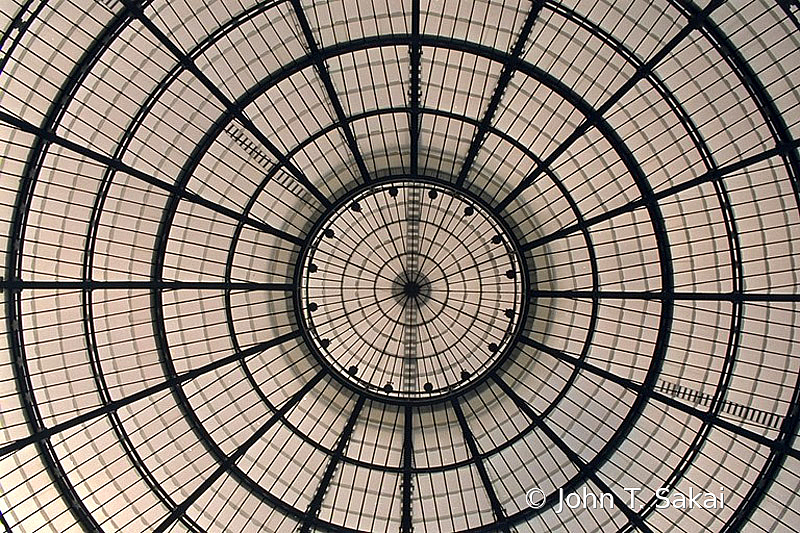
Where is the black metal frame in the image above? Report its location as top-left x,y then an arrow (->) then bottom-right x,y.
453,2 -> 543,189
1,0 -> 798,531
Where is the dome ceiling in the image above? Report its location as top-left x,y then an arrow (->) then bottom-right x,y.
0,0 -> 799,532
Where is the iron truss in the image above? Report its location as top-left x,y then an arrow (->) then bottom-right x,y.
0,0 -> 799,532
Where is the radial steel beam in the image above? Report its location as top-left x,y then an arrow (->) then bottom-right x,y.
520,138 -> 800,253
290,0 -> 372,185
299,396 -> 366,533
450,398 -> 510,532
0,109 -> 305,247
528,289 -> 800,303
0,330 -> 303,458
454,1 -> 542,188
0,279 -> 294,291
153,369 -> 325,533
517,335 -> 800,461
493,376 -> 653,533
118,0 -> 332,209
409,0 -> 421,177
495,0 -> 726,212
400,405 -> 414,533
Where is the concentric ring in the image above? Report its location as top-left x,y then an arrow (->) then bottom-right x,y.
297,180 -> 527,401
1,2 -> 799,533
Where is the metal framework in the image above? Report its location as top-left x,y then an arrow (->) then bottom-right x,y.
0,0 -> 799,532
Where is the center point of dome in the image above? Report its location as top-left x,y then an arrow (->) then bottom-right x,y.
394,271 -> 430,303
404,280 -> 420,297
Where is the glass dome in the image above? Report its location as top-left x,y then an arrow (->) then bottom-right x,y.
0,0 -> 799,532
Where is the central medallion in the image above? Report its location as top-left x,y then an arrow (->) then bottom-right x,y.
296,180 -> 528,402
393,272 -> 430,302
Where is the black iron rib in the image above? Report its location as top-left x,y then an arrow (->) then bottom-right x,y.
152,369 -> 325,533
454,1 -> 542,188
409,0 -> 421,177
520,137 -> 800,253
529,290 -> 800,303
451,398 -> 510,532
290,0 -> 372,185
496,0 -> 726,212
0,279 -> 294,291
493,376 -> 654,533
118,0 -> 332,209
0,330 -> 303,458
0,109 -> 305,247
400,405 -> 414,533
517,335 -> 800,460
299,396 -> 366,533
